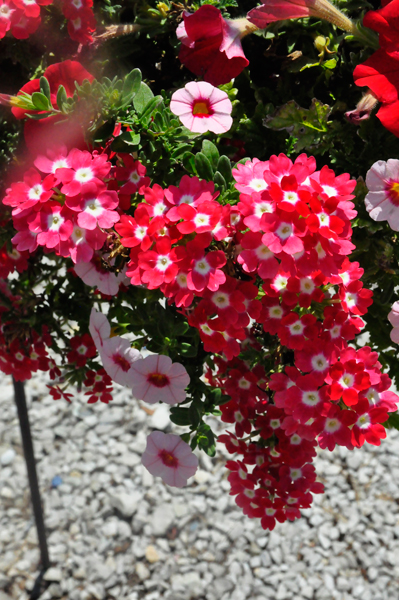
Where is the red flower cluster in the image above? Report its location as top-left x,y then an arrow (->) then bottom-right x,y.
4,147 -> 121,264
114,150 -> 397,529
11,61 -> 95,156
0,0 -> 52,40
354,0 -> 399,137
59,0 -> 96,44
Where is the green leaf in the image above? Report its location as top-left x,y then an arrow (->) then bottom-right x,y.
385,412 -> 399,430
213,171 -> 226,190
264,98 -> 332,152
216,155 -> 232,183
133,81 -> 154,114
110,131 -> 140,152
31,92 -> 52,112
173,321 -> 189,336
121,68 -> 142,106
188,403 -> 201,427
139,96 -> 163,125
195,152 -> 214,181
323,58 -> 337,70
39,77 -> 52,103
182,152 -> 197,175
170,407 -> 192,426
201,139 -> 219,169
56,85 -> 68,112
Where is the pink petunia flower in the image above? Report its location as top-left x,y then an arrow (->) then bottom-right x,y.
170,81 -> 232,134
89,308 -> 141,387
141,431 -> 198,487
364,159 -> 399,231
388,300 -> 399,343
74,253 -> 127,295
127,354 -> 190,405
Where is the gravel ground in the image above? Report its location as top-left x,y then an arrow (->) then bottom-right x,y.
1,371 -> 399,600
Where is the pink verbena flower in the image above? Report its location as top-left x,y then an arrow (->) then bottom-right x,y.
56,149 -> 111,197
127,354 -> 190,405
170,81 -> 232,134
141,431 -> 198,487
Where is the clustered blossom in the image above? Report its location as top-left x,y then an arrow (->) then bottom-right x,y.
1,51 -> 396,521
107,150 -> 397,524
60,0 -> 96,44
0,0 -> 51,40
0,0 -> 95,42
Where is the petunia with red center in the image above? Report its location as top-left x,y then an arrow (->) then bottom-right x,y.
364,159 -> 399,231
141,431 -> 198,487
127,354 -> 190,405
170,81 -> 232,134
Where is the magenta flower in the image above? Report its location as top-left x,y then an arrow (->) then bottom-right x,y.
141,431 -> 198,487
170,81 -> 232,134
66,184 -> 120,230
364,159 -> 399,231
127,354 -> 190,405
177,6 -> 254,86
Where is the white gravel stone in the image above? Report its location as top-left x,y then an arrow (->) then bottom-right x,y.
1,370 -> 399,600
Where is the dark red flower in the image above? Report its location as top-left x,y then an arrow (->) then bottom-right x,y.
11,60 -> 94,155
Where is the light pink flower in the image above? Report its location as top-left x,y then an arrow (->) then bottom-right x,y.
388,301 -> 399,344
89,308 -> 111,349
74,253 -> 127,295
99,336 -> 141,387
127,354 -> 190,405
89,308 -> 141,386
141,431 -> 198,487
364,160 -> 399,231
170,81 -> 232,134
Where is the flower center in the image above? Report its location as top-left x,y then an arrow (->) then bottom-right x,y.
159,450 -> 178,467
192,101 -> 211,116
148,372 -> 169,387
112,353 -> 131,372
387,181 -> 399,206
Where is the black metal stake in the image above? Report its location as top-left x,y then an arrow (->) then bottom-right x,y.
12,377 -> 50,575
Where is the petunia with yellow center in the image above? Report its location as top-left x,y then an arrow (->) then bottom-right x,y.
148,372 -> 169,388
192,101 -> 211,117
159,450 -> 178,467
387,180 -> 399,206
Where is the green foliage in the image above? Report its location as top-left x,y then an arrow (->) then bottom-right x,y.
264,98 -> 332,152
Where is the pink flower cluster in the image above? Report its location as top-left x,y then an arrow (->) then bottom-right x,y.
59,0 -> 96,45
115,151 -> 397,525
0,0 -> 95,42
0,0 -> 52,40
4,146 -> 122,266
0,281 -> 52,380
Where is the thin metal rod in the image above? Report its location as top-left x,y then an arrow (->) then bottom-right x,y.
12,377 -> 50,572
